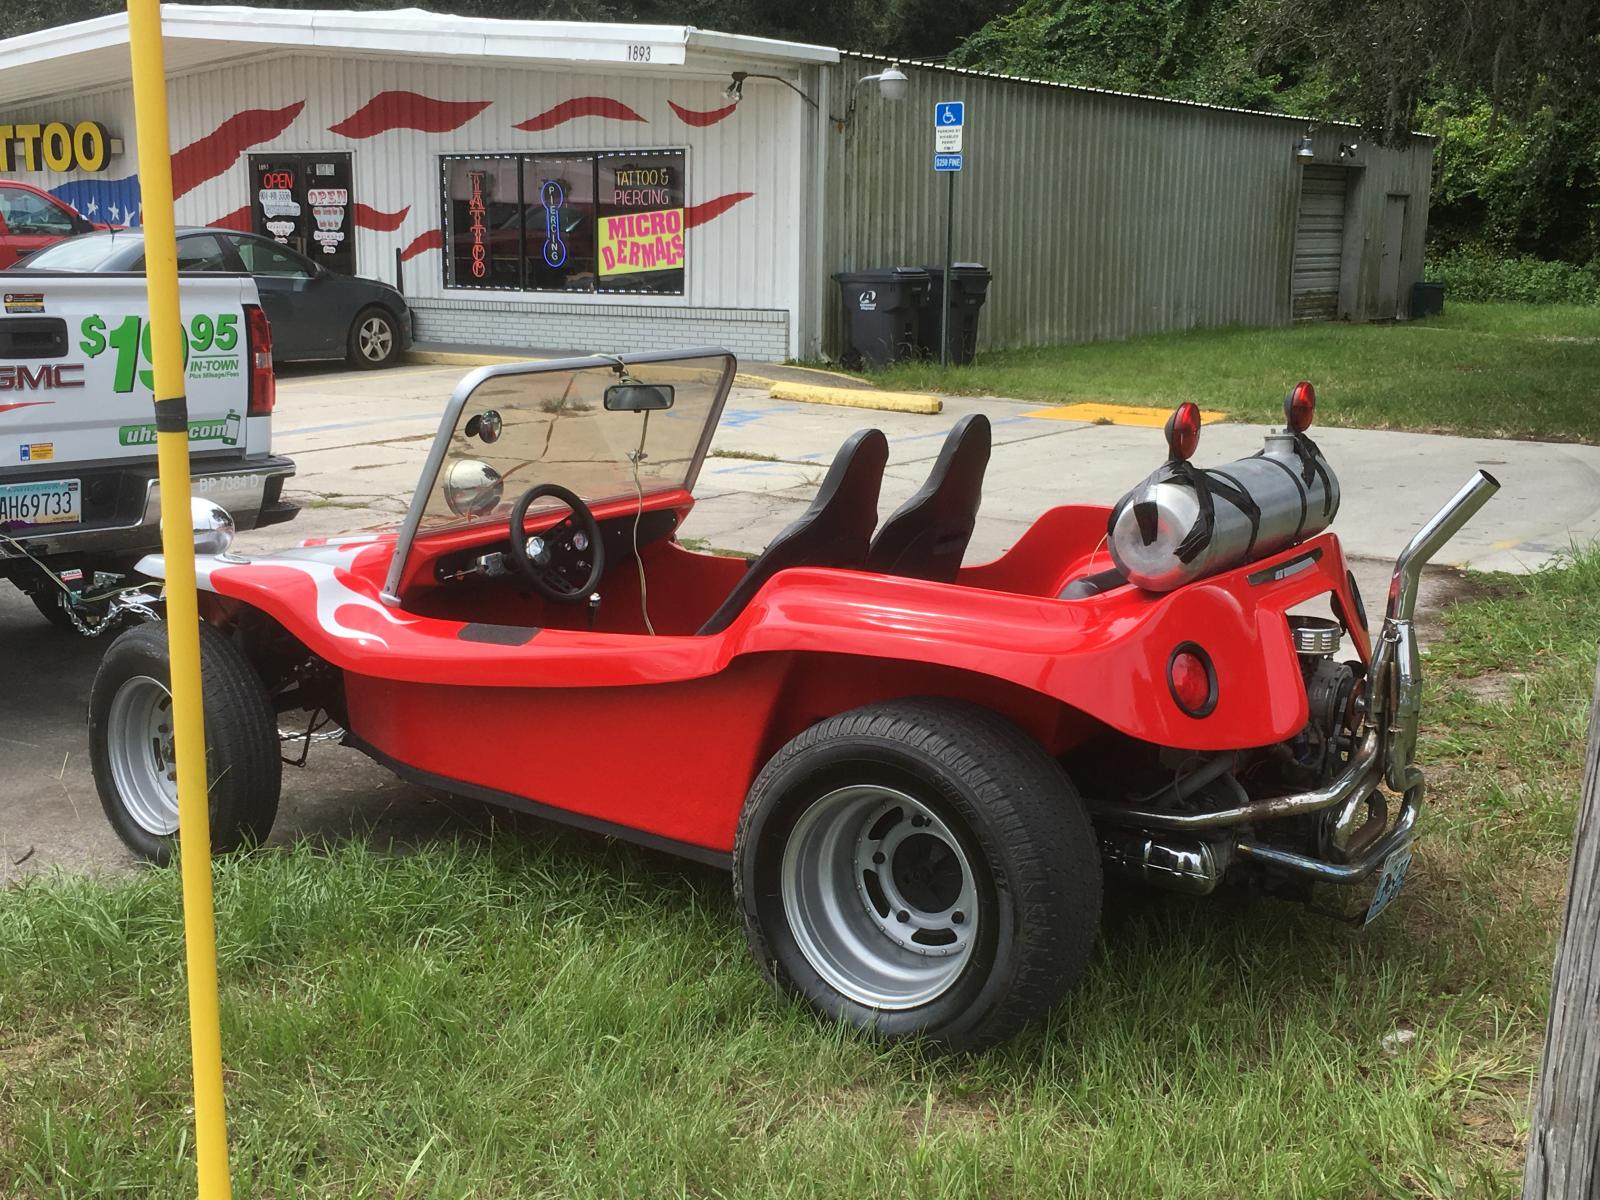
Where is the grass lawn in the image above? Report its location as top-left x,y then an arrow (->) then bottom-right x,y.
866,304 -> 1600,443
3,551 -> 1596,1197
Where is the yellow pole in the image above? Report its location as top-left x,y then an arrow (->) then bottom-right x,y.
127,2 -> 233,1195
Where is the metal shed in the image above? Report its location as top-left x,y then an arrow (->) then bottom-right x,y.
814,53 -> 1436,357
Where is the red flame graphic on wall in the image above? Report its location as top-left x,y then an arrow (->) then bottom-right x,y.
330,92 -> 492,138
667,101 -> 738,128
173,101 -> 305,199
514,97 -> 646,132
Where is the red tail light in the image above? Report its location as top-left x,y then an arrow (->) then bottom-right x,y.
1285,380 -> 1315,433
1168,643 -> 1217,717
245,304 -> 275,417
1164,402 -> 1201,462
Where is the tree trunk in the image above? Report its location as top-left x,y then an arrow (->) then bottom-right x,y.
1523,654 -> 1600,1198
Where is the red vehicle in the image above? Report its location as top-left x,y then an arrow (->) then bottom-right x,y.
86,350 -> 1497,1051
0,180 -> 106,267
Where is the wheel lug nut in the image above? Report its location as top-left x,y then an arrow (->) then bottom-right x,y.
872,851 -> 885,865
952,911 -> 964,924
897,910 -> 909,923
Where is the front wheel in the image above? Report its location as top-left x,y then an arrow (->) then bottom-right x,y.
89,621 -> 282,864
735,698 -> 1103,1052
348,306 -> 399,369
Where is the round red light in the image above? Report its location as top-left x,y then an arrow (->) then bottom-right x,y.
1285,380 -> 1315,433
1168,645 -> 1216,717
1164,402 -> 1202,462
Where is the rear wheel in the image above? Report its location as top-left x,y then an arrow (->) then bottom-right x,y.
89,621 -> 281,864
348,306 -> 399,369
735,698 -> 1102,1052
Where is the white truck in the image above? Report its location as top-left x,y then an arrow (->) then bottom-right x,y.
0,274 -> 296,633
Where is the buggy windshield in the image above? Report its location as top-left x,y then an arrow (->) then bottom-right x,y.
415,350 -> 735,536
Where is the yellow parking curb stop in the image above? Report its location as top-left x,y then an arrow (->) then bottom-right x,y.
1024,402 -> 1227,427
769,381 -> 942,415
404,349 -> 534,367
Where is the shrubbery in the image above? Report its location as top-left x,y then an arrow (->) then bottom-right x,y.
1429,247 -> 1600,305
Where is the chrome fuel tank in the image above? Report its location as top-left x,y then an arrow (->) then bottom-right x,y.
1108,431 -> 1340,591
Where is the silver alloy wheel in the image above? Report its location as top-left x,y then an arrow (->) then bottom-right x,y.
105,675 -> 181,836
780,784 -> 978,1010
357,314 -> 393,362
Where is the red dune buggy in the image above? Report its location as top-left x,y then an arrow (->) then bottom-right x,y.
88,350 -> 1497,1051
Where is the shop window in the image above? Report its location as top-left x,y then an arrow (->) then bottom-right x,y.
441,150 -> 685,296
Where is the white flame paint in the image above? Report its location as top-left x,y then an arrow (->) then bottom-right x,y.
144,547 -> 416,649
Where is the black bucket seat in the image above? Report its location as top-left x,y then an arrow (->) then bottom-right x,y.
865,413 -> 990,582
698,428 -> 889,635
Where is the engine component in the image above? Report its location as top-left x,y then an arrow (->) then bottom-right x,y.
1289,615 -> 1342,656
1107,387 -> 1340,592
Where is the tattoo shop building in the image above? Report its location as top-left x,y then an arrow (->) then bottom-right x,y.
0,6 -> 1435,362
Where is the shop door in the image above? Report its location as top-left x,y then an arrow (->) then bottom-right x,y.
1377,194 -> 1409,318
1291,165 -> 1349,321
249,153 -> 356,275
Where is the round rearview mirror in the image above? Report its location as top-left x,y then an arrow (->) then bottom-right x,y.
190,497 -> 235,556
443,459 -> 504,518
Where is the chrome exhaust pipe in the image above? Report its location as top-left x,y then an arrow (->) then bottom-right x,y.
1387,470 -> 1501,623
1373,470 -> 1501,792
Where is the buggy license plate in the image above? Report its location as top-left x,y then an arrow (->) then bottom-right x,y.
1362,846 -> 1413,925
0,479 -> 81,527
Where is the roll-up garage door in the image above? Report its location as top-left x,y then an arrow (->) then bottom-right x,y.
1292,166 -> 1349,321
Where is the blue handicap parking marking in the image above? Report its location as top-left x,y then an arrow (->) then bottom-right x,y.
935,101 -> 965,127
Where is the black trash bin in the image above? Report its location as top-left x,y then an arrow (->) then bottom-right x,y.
834,268 -> 930,369
1411,280 -> 1445,318
918,263 -> 993,365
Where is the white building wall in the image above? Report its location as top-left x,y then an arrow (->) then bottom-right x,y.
4,50 -> 808,359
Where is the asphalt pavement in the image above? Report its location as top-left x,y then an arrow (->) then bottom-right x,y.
4,359 -> 1597,882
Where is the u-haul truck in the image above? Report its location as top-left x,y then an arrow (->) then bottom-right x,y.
0,274 -> 296,632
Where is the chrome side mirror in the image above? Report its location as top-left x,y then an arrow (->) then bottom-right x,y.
191,498 -> 235,555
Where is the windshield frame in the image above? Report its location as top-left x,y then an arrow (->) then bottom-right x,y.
380,347 -> 736,607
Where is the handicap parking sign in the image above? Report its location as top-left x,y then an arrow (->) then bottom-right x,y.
935,101 -> 964,127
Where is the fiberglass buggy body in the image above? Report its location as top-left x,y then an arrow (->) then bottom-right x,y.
89,349 -> 1498,1052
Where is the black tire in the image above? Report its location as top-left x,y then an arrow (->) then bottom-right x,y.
88,621 -> 281,864
735,697 -> 1102,1052
347,306 -> 399,369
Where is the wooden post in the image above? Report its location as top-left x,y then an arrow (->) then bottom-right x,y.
1523,653 -> 1600,1198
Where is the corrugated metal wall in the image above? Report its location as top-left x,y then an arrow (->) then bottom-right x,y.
819,55 -> 1435,356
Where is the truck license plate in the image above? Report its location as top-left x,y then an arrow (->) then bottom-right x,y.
1363,846 -> 1413,925
0,479 -> 81,527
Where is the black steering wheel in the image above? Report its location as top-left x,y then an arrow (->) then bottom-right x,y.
505,483 -> 605,603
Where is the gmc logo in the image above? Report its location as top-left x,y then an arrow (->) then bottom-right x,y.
0,364 -> 83,391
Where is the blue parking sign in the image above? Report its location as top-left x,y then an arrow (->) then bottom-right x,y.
934,153 -> 963,172
935,101 -> 964,127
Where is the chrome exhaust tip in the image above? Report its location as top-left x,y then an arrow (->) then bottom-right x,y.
1387,470 -> 1501,623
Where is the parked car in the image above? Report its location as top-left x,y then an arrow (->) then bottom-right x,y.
0,179 -> 110,267
87,349 -> 1497,1052
13,227 -> 410,368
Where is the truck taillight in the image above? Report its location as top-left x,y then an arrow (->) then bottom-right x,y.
245,304 -> 275,417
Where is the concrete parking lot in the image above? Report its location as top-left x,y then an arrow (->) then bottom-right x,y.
5,359 -> 1599,882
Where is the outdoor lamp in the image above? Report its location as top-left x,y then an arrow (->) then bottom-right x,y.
1295,131 -> 1315,160
833,65 -> 909,129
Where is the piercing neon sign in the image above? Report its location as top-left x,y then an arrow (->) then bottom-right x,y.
540,179 -> 567,268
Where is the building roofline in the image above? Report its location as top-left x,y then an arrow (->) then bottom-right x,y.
840,50 -> 1435,140
0,4 -> 838,82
